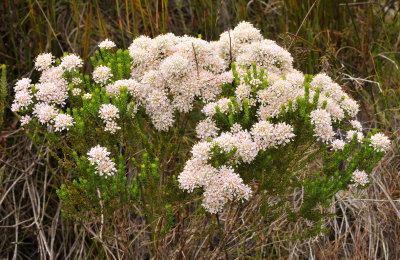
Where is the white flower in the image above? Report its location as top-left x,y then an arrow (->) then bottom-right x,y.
160,54 -> 190,79
331,139 -> 345,151
133,86 -> 174,131
341,96 -> 359,117
310,109 -> 335,142
236,40 -> 293,75
40,66 -> 65,83
106,79 -> 137,98
11,90 -> 32,112
71,77 -> 83,86
325,98 -> 344,122
96,160 -> 117,177
87,145 -> 116,177
129,35 -> 153,50
272,122 -> 295,146
20,115 -> 32,126
35,53 -> 54,71
213,132 -> 236,153
98,39 -> 116,49
104,120 -> 121,134
346,130 -> 364,143
218,22 -> 262,61
93,65 -> 112,85
217,98 -> 232,114
99,104 -> 119,121
35,82 -> 69,105
310,74 -> 346,103
72,88 -> 82,96
54,114 -> 74,131
152,33 -> 179,59
219,71 -> 234,84
234,130 -> 259,163
87,145 -> 111,164
251,120 -> 275,149
232,21 -> 262,44
191,141 -> 211,163
196,118 -> 219,140
202,102 -> 217,117
33,103 -> 58,124
370,133 -> 390,152
83,93 -> 92,99
231,123 -> 243,133
351,169 -> 369,186
310,73 -> 333,91
178,160 -> 217,192
14,78 -> 32,92
350,120 -> 362,131
310,109 -> 331,126
202,166 -> 252,214
235,84 -> 252,101
249,78 -> 262,86
285,70 -> 304,86
60,54 -> 83,71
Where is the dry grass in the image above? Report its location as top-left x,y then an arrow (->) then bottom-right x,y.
1,130 -> 399,259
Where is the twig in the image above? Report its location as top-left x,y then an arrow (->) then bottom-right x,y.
228,29 -> 233,65
34,0 -> 64,53
288,0 -> 319,51
192,42 -> 199,77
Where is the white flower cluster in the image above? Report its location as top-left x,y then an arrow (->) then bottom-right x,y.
178,140 -> 252,214
32,103 -> 58,124
34,53 -> 54,71
235,40 -> 293,75
11,78 -> 33,112
14,22 -> 297,132
87,145 -> 116,177
99,104 -> 121,133
370,133 -> 391,152
350,120 -> 363,131
180,118 -> 296,213
60,54 -> 83,72
251,121 -> 295,150
72,88 -> 82,96
71,77 -> 83,86
54,114 -> 74,131
125,78 -> 175,131
123,22 -> 294,131
13,53 -> 84,130
346,130 -> 364,143
201,67 -> 367,150
351,169 -> 369,187
83,93 -> 92,99
98,39 -> 116,49
181,41 -> 391,212
106,79 -> 136,98
196,118 -> 219,140
310,109 -> 335,142
310,73 -> 359,118
331,139 -> 345,151
93,65 -> 113,85
256,70 -> 305,119
20,115 -> 32,126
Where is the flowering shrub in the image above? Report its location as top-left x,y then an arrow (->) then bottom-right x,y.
11,21 -> 390,254
180,64 -> 390,218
